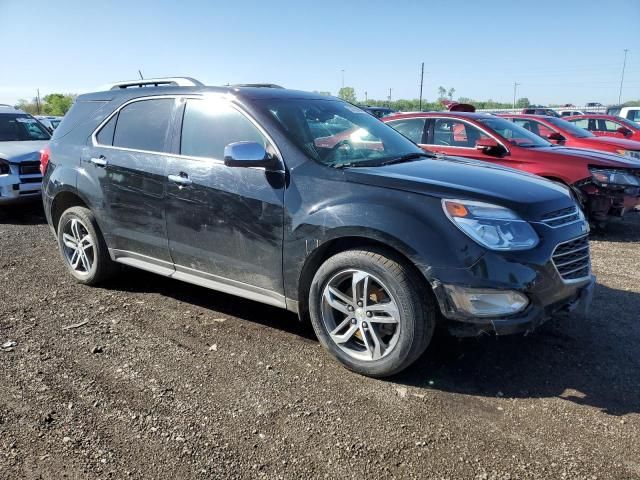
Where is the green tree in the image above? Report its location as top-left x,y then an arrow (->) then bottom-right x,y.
516,97 -> 531,108
15,99 -> 39,115
42,94 -> 75,115
437,86 -> 446,99
338,86 -> 357,103
447,88 -> 455,100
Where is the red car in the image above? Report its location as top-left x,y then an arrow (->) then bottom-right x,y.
383,112 -> 640,226
563,114 -> 640,142
499,114 -> 640,161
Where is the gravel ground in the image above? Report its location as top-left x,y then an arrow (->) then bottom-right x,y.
0,203 -> 638,479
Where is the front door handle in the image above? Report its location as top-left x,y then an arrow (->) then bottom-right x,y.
90,156 -> 107,167
168,173 -> 192,186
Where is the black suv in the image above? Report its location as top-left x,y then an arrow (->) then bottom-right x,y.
42,77 -> 594,377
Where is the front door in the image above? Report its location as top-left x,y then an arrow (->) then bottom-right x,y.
164,97 -> 286,305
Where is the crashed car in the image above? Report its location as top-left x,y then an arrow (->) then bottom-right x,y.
384,109 -> 640,227
0,105 -> 49,204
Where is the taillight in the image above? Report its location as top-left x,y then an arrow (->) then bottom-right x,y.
40,145 -> 50,175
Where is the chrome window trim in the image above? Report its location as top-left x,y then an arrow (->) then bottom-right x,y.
420,117 -> 510,153
90,93 -> 284,172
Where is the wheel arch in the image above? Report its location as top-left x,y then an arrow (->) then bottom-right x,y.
50,190 -> 90,233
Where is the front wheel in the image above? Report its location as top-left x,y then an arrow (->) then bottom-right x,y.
308,249 -> 435,377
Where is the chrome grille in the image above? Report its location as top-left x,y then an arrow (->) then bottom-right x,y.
552,235 -> 590,282
541,206 -> 581,228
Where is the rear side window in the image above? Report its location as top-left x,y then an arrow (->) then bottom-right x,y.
386,118 -> 426,143
112,99 -> 174,152
53,100 -> 108,139
570,118 -> 589,129
180,99 -> 268,159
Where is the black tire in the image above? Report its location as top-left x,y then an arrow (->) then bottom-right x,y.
56,206 -> 116,285
308,248 -> 435,377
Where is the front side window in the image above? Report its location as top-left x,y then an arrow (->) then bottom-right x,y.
180,99 -> 268,159
255,98 -> 424,168
476,117 -> 550,148
112,98 -> 174,152
386,118 -> 426,144
544,116 -> 594,138
432,119 -> 489,148
512,118 -> 555,138
568,118 -> 589,129
627,110 -> 640,123
0,114 -> 51,141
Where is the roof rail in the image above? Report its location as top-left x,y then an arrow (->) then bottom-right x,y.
0,104 -> 16,109
108,77 -> 204,90
232,83 -> 284,89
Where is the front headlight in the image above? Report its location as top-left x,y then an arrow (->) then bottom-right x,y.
589,168 -> 640,187
616,149 -> 640,160
442,199 -> 539,251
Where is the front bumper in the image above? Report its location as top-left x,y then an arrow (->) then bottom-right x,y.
0,172 -> 42,204
439,276 -> 594,336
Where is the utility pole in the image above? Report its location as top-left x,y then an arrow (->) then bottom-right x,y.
364,91 -> 368,103
419,62 -> 424,111
388,88 -> 392,107
618,49 -> 629,104
341,69 -> 345,89
513,82 -> 520,109
36,89 -> 41,115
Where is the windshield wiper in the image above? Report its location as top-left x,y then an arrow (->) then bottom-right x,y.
376,152 -> 434,166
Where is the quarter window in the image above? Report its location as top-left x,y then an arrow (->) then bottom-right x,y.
96,114 -> 117,145
112,99 -> 174,152
180,99 -> 268,159
386,118 -> 426,144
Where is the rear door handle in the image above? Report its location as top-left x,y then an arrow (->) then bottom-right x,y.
168,173 -> 192,186
90,156 -> 107,167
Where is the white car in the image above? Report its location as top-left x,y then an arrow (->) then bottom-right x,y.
35,115 -> 63,132
0,105 -> 49,204
607,106 -> 640,124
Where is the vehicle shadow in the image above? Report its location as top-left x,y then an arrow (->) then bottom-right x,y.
103,267 -> 316,341
590,212 -> 640,243
0,201 -> 47,225
104,270 -> 639,416
396,282 -> 640,416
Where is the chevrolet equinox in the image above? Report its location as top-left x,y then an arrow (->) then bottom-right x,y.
42,78 -> 595,377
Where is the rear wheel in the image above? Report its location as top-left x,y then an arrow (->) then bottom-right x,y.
308,248 -> 435,377
57,206 -> 116,285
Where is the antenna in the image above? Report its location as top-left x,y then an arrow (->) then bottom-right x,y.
138,70 -> 144,80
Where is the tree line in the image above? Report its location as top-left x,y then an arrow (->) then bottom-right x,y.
14,94 -> 76,116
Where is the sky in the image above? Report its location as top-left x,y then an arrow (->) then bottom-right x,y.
1,0 -> 639,106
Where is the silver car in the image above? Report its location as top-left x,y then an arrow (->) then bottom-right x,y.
35,115 -> 63,132
0,105 -> 49,204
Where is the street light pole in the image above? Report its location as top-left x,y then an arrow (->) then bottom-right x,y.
388,88 -> 392,107
419,62 -> 424,111
341,69 -> 345,89
618,49 -> 629,104
513,82 -> 520,109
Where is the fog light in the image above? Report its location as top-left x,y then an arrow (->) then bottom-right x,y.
444,285 -> 529,317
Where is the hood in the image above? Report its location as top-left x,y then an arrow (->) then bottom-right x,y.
344,156 -> 574,220
581,136 -> 640,150
539,146 -> 640,168
0,141 -> 48,163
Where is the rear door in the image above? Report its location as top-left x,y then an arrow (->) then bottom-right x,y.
85,97 -> 178,270
163,97 -> 286,305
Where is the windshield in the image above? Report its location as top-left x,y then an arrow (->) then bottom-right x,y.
255,98 -> 424,167
477,116 -> 551,148
0,114 -> 51,141
545,116 -> 594,138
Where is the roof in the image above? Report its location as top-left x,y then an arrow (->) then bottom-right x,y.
77,84 -> 339,103
385,111 -> 495,120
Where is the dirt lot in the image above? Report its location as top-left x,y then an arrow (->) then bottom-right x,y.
0,203 -> 638,480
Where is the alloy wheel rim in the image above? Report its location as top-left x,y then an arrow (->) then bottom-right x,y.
321,269 -> 401,362
61,218 -> 95,275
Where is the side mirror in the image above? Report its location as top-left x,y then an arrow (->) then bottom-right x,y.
617,126 -> 632,137
475,137 -> 504,155
547,132 -> 565,144
223,142 -> 280,170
